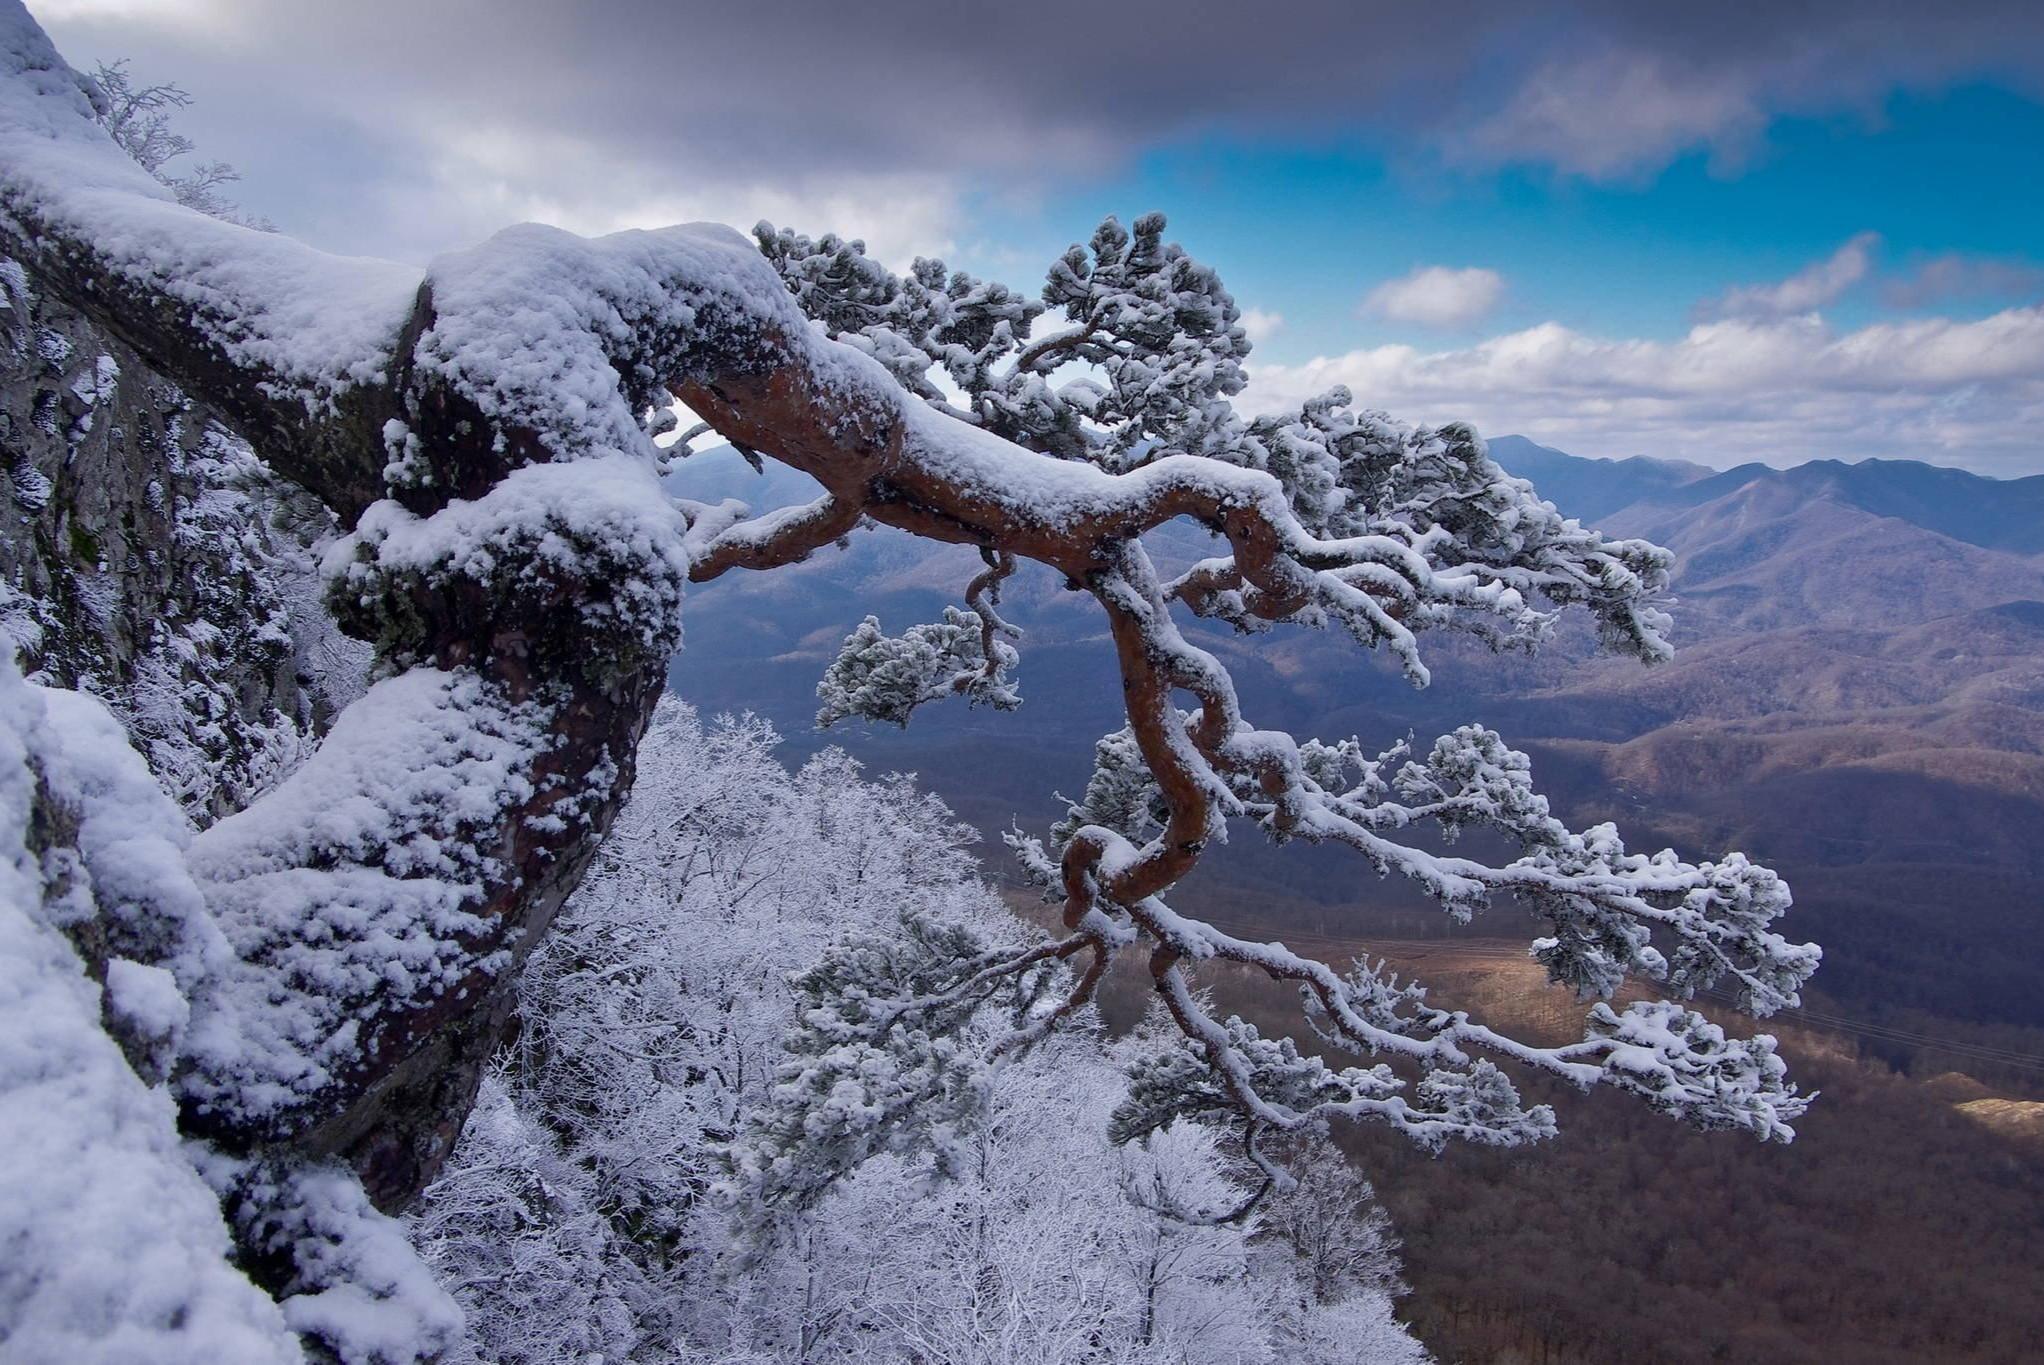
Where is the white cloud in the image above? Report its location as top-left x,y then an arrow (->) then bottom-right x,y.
1239,307 -> 1284,345
1703,232 -> 1880,319
1359,266 -> 1505,328
1883,253 -> 2044,309
415,123 -> 962,267
1454,50 -> 1767,181
1242,306 -> 2044,474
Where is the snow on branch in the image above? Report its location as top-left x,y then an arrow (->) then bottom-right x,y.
682,490 -> 865,582
179,667 -> 558,1138
815,550 -> 1023,727
815,606 -> 1021,727
328,454 -> 691,673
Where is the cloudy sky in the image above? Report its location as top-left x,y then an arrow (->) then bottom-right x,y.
34,0 -> 2044,472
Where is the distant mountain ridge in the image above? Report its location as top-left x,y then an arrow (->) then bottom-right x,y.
1483,436 -> 1716,523
1488,434 -> 2044,554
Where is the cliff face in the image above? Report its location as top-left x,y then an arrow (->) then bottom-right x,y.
0,255 -> 366,823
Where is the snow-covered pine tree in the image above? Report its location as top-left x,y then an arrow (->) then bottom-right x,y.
714,216 -> 1817,1202
0,4 -> 1817,1356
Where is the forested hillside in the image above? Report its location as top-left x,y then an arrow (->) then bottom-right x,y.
410,702 -> 1428,1363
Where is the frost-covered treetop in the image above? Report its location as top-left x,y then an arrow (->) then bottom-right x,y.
0,0 -> 1817,1348
754,215 -> 1676,668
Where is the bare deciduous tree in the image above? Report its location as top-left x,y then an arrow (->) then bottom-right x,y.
89,57 -> 267,226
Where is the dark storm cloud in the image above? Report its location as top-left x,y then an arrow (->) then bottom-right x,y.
36,0 -> 2044,259
95,0 -> 2042,163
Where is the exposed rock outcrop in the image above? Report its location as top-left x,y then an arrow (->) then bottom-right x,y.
0,255 -> 366,824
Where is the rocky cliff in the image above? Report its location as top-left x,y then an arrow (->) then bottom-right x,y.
0,254 -> 366,823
